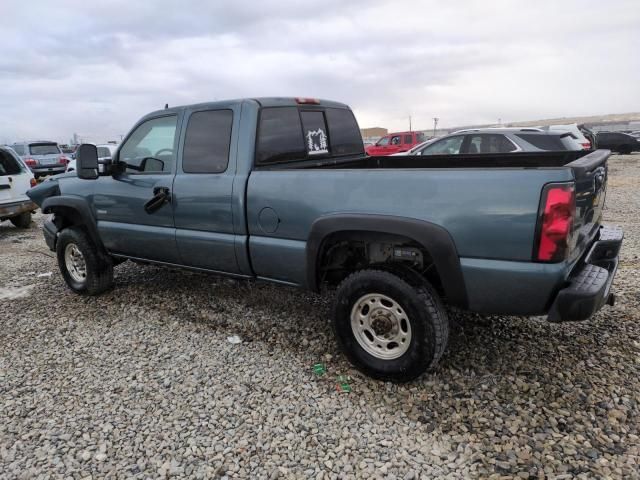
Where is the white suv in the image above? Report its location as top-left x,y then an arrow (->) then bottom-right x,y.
0,146 -> 37,228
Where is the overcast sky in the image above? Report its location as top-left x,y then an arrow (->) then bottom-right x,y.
1,0 -> 639,143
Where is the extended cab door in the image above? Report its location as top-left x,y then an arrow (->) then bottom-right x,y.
172,106 -> 242,274
92,114 -> 181,263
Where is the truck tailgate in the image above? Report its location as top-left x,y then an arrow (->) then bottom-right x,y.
566,149 -> 610,263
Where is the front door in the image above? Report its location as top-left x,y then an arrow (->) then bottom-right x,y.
92,114 -> 181,263
387,134 -> 403,154
172,107 -> 241,274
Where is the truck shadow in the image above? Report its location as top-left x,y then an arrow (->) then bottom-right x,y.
111,262 -> 620,387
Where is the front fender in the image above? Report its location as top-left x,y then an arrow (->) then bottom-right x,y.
41,196 -> 105,253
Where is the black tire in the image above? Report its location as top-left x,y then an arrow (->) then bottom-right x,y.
618,145 -> 631,155
333,269 -> 449,382
56,227 -> 114,295
10,212 -> 31,229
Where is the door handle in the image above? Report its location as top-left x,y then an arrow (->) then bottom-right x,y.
144,187 -> 171,214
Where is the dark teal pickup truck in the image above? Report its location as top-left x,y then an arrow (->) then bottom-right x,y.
28,97 -> 623,381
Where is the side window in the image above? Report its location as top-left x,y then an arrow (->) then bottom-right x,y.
300,111 -> 329,155
404,135 -> 413,144
183,109 -> 233,173
119,116 -> 178,173
468,134 -> 517,153
325,108 -> 364,155
390,135 -> 401,145
377,136 -> 390,146
416,132 -> 426,143
256,107 -> 305,165
421,136 -> 464,155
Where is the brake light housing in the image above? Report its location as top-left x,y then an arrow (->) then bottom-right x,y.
534,183 -> 576,262
59,155 -> 69,165
581,141 -> 591,150
295,97 -> 320,105
24,157 -> 37,167
30,178 -> 37,187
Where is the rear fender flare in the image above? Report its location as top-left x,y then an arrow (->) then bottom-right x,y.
306,214 -> 468,308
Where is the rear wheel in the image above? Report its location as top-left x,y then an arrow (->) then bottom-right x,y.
333,269 -> 449,382
618,145 -> 631,155
56,227 -> 113,295
10,212 -> 31,229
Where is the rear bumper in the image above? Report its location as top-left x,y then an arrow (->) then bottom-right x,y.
547,225 -> 623,322
0,200 -> 36,219
31,166 -> 66,177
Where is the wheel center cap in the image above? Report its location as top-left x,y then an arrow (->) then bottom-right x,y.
371,312 -> 394,336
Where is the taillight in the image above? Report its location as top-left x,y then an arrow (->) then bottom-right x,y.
581,142 -> 591,150
30,178 -> 37,187
535,183 -> 576,262
59,156 -> 69,165
24,158 -> 37,167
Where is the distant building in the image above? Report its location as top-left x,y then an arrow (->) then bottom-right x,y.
360,127 -> 388,140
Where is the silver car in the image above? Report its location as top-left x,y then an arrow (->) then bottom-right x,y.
11,141 -> 69,178
400,128 -> 582,156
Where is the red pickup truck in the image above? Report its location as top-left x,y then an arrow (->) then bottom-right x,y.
365,131 -> 427,156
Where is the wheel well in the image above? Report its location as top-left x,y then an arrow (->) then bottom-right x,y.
48,206 -> 84,232
316,231 -> 444,297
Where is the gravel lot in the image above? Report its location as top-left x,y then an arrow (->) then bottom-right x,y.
1,154 -> 639,479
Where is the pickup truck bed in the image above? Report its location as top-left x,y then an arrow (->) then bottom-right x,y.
27,97 -> 623,382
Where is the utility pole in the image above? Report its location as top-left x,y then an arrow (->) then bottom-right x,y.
432,117 -> 439,137
409,116 -> 412,132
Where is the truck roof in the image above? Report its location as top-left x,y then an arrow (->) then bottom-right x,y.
144,97 -> 350,119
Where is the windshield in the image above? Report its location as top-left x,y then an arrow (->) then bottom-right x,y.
29,143 -> 60,155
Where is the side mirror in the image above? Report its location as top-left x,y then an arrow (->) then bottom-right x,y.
139,157 -> 164,172
76,144 -> 99,180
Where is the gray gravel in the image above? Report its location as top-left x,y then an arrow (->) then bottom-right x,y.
1,154 -> 639,479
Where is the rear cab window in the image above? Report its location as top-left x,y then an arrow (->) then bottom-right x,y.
256,106 -> 363,166
29,143 -> 60,155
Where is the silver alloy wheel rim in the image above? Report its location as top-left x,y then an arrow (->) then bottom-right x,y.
64,243 -> 87,283
350,293 -> 412,360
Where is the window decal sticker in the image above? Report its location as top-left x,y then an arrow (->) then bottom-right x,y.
306,128 -> 328,155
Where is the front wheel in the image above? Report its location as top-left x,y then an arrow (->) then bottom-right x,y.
56,227 -> 114,295
333,269 -> 449,382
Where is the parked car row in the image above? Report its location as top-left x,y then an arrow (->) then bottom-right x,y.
393,128 -> 585,156
374,122 -> 640,157
9,141 -> 71,178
